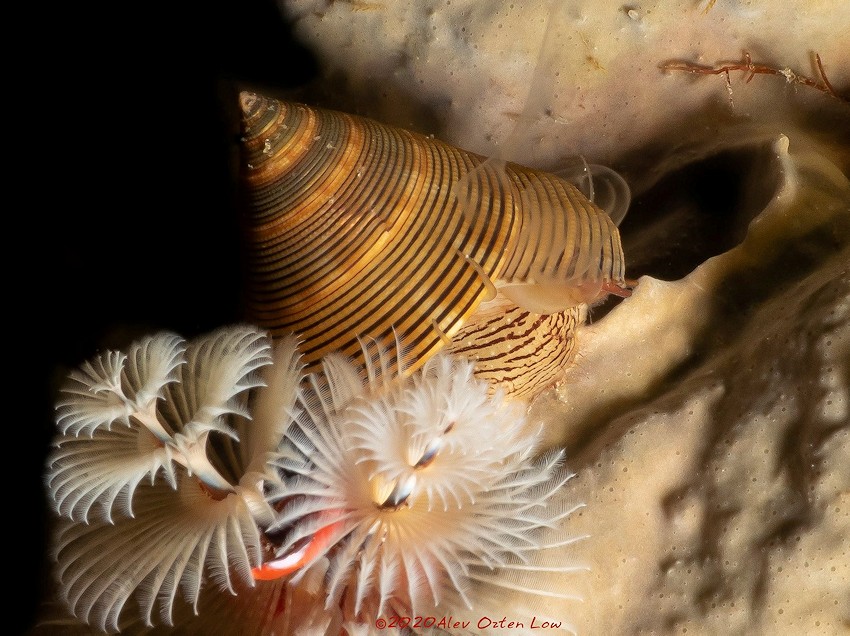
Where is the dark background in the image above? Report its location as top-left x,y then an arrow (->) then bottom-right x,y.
21,1 -> 317,631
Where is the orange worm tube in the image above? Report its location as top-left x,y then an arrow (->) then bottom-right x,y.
251,520 -> 343,582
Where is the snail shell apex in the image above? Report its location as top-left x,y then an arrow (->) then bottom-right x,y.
239,92 -> 625,382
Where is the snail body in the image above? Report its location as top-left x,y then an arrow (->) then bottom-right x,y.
239,93 -> 628,395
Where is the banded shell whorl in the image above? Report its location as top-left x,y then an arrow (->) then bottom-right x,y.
497,164 -> 625,313
448,294 -> 585,399
239,92 -> 626,385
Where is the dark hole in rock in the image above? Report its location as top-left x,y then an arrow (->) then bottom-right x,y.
591,144 -> 781,321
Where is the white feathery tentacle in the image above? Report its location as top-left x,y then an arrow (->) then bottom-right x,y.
47,327 -> 277,523
172,326 -> 273,438
245,334 -> 303,472
56,350 -> 130,438
46,425 -> 174,523
47,325 -> 306,632
123,333 -> 187,440
56,333 -> 185,439
48,333 -> 187,522
54,474 -> 262,632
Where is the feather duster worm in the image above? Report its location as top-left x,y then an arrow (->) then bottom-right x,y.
45,326 -> 302,631
265,339 -> 586,627
44,327 -> 586,633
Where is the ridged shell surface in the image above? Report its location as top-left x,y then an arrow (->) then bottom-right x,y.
448,294 -> 584,399
239,92 -> 625,386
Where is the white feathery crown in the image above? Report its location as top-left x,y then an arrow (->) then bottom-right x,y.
269,339 -> 585,624
46,326 -> 303,631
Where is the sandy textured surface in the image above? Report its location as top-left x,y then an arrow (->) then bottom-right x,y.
282,0 -> 849,182
538,136 -> 850,635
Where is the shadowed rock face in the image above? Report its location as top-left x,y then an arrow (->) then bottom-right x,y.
541,134 -> 849,634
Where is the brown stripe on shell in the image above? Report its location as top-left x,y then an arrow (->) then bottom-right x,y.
498,166 -> 624,288
240,94 -> 517,372
448,294 -> 584,399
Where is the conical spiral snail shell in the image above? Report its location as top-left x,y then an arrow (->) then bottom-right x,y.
239,92 -> 627,393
